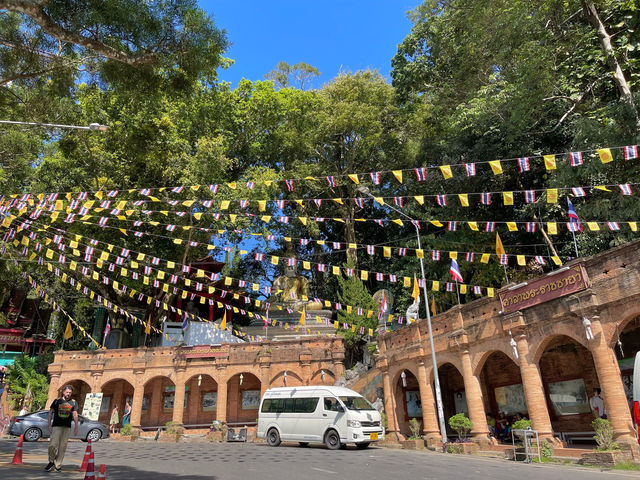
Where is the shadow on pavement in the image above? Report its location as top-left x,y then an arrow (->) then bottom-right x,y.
2,464 -> 218,480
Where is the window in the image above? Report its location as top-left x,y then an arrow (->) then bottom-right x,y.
324,397 -> 342,412
261,397 -> 319,414
241,390 -> 260,410
547,379 -> 590,416
202,392 -> 217,412
163,393 -> 188,410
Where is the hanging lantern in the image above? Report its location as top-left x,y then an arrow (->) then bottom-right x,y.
401,371 -> 407,388
239,373 -> 244,386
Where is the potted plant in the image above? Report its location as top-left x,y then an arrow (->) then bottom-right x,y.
580,419 -> 630,467
162,421 -> 184,443
446,413 -> 478,454
207,420 -> 225,442
402,418 -> 424,450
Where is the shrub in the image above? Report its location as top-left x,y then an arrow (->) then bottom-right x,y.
446,443 -> 464,454
165,421 -> 182,436
541,442 -> 553,458
120,424 -> 132,436
512,419 -> 532,431
592,418 -> 619,451
448,413 -> 473,441
380,412 -> 388,432
408,418 -> 422,440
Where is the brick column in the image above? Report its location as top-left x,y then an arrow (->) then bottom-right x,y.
514,334 -> 557,443
130,381 -> 144,430
460,349 -> 491,444
172,377 -> 186,425
216,379 -> 228,423
381,367 -> 401,442
588,318 -> 635,446
417,359 -> 439,440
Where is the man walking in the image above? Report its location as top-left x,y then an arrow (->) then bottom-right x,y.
590,388 -> 606,419
45,385 -> 79,472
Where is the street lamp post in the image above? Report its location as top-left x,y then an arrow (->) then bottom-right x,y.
358,186 -> 448,444
0,120 -> 108,131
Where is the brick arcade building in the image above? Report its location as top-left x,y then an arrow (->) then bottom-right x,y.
47,337 -> 344,431
377,239 -> 640,450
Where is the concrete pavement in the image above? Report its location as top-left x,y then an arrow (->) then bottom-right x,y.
1,437 -> 637,480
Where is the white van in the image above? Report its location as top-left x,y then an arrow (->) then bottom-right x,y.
257,386 -> 384,449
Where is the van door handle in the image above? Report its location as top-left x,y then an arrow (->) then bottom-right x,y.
323,414 -> 327,417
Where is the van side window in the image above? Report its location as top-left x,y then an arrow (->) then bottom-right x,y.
324,397 -> 341,411
294,397 -> 319,413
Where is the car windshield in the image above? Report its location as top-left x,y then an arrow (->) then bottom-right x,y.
339,396 -> 375,411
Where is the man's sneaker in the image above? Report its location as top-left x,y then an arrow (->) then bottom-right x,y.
44,462 -> 55,472
55,467 -> 62,472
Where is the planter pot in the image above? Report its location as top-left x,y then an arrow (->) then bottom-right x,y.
402,439 -> 424,450
581,451 -> 632,468
159,432 -> 182,443
206,431 -> 224,443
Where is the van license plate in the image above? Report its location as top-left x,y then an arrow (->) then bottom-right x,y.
369,433 -> 378,440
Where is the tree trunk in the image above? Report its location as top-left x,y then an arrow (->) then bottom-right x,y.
581,0 -> 640,130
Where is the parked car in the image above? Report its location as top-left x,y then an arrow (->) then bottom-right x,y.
9,410 -> 109,442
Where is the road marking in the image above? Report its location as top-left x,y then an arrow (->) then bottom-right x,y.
312,467 -> 337,474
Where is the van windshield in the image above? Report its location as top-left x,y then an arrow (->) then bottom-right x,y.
339,396 -> 375,411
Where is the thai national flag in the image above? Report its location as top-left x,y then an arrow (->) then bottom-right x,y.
208,184 -> 219,194
526,222 -> 536,232
481,192 -> 491,205
411,219 -> 421,230
246,181 -> 255,190
465,163 -> 476,177
103,318 -> 111,343
394,197 -> 404,208
276,199 -> 284,209
139,188 -> 151,195
571,187 -> 586,197
449,258 -> 463,282
624,145 -> 638,161
366,245 -> 375,255
376,272 -> 384,281
567,197 -> 583,232
619,184 -> 632,195
325,176 -> 336,187
524,190 -> 536,203
353,198 -> 364,208
397,247 -> 407,256
171,186 -> 184,194
535,256 -> 545,265
285,179 -> 294,191
607,222 -> 620,231
485,222 -> 495,232
415,167 -> 427,181
181,312 -> 189,330
517,157 -> 530,172
432,250 -> 440,260
448,221 -> 457,231
313,199 -> 322,208
569,151 -> 583,166
436,195 -> 447,206
380,291 -> 388,314
465,252 -> 474,262
370,172 -> 380,185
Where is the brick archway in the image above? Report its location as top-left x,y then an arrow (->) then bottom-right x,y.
531,328 -> 589,364
310,368 -> 335,385
183,374 -> 218,427
99,378 -> 134,426
472,346 -> 518,377
393,368 -> 420,437
226,372 -> 261,425
270,370 -> 303,387
141,376 -> 175,428
435,362 -> 466,431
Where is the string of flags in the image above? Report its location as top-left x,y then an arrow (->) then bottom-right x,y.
0,144 -> 636,199
9,221 -> 501,330
3,180 -> 640,217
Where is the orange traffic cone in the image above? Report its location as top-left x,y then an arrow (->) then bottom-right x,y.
97,464 -> 106,480
79,438 -> 92,471
10,434 -> 23,465
83,452 -> 95,480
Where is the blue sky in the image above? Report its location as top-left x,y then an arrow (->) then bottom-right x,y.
200,0 -> 418,88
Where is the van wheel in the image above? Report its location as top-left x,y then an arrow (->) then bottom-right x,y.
267,428 -> 281,447
356,442 -> 370,449
298,442 -> 309,447
324,429 -> 341,450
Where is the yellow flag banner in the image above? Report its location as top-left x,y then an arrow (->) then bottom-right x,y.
64,319 -> 73,340
496,233 -> 506,256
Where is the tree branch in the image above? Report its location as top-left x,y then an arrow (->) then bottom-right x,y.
1,0 -> 158,66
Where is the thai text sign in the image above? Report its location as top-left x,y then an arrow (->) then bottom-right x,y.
499,265 -> 589,314
0,331 -> 25,345
182,344 -> 229,359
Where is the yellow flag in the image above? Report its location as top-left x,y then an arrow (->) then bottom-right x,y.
220,200 -> 230,210
383,246 -> 391,257
64,320 -> 73,340
547,188 -> 558,204
414,195 -> 424,205
299,309 -> 305,327
145,322 -> 151,335
544,154 -> 556,170
458,194 -> 469,207
547,222 -> 557,235
496,233 -> 506,256
506,222 -> 518,232
220,311 -> 227,330
431,297 -> 436,316
598,148 -> 613,164
258,200 -> 266,212
348,174 -> 359,184
468,221 -> 479,231
411,275 -> 419,300
439,165 -> 453,179
503,191 -> 514,205
517,255 -> 526,266
489,160 -> 503,175
392,170 -> 403,183
431,281 -> 439,291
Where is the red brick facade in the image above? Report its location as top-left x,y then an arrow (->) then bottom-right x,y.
377,240 -> 640,449
47,338 -> 344,431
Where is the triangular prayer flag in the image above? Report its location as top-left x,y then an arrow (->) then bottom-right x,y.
496,233 -> 506,256
64,320 -> 73,340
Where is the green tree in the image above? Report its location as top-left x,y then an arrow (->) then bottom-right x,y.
4,355 -> 50,411
265,61 -> 321,90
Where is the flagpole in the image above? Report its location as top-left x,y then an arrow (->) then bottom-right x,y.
455,280 -> 461,305
357,186 -> 448,444
502,265 -> 510,284
571,229 -> 579,258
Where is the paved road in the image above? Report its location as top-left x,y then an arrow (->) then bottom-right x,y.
0,438 -> 636,480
